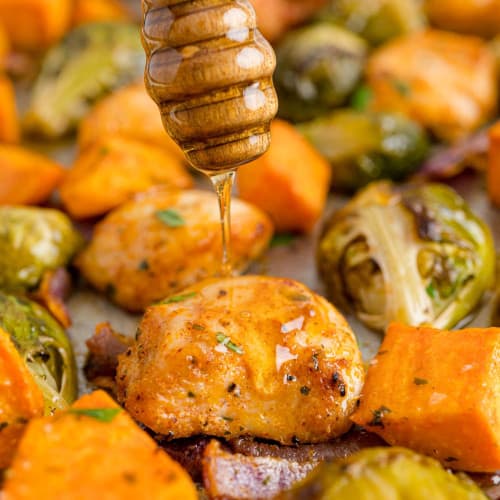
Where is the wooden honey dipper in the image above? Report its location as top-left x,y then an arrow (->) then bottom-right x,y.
142,0 -> 278,171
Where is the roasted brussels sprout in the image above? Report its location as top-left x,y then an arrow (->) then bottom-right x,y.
275,24 -> 367,122
318,182 -> 495,332
25,21 -> 144,138
0,207 -> 82,293
0,293 -> 77,413
298,110 -> 429,192
280,447 -> 487,499
317,0 -> 426,45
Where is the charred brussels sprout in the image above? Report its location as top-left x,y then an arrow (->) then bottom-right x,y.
0,293 -> 77,413
0,207 -> 82,293
275,24 -> 367,122
318,182 -> 495,332
317,0 -> 426,46
299,110 -> 429,192
25,21 -> 144,138
280,447 -> 486,499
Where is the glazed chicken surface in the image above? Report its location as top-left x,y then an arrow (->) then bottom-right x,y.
117,275 -> 365,444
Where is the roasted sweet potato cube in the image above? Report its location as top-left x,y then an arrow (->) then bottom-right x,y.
488,121 -> 500,208
72,0 -> 131,26
3,391 -> 197,499
0,145 -> 64,205
60,136 -> 193,219
0,327 -> 44,469
237,120 -> 331,233
0,75 -> 19,144
0,0 -> 72,51
366,30 -> 497,142
351,323 -> 500,473
78,83 -> 183,160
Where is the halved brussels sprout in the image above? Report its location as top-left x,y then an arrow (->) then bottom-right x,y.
275,24 -> 367,123
25,21 -> 144,138
298,110 -> 429,192
280,447 -> 486,499
0,293 -> 77,414
0,207 -> 82,293
316,0 -> 426,46
318,182 -> 495,332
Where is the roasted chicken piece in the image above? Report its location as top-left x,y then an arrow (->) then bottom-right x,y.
78,83 -> 183,159
366,30 -> 497,142
76,188 -> 273,311
116,276 -> 365,444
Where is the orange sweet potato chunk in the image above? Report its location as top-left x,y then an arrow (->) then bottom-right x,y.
60,136 -> 193,219
72,0 -> 131,26
488,121 -> 500,208
351,323 -> 500,473
78,83 -> 183,160
0,0 -> 72,51
0,145 -> 65,205
0,75 -> 19,144
3,391 -> 197,499
237,120 -> 331,233
0,327 -> 44,469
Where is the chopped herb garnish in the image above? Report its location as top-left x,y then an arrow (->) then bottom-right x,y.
216,332 -> 244,355
161,292 -> 197,304
271,233 -> 296,248
351,84 -> 373,111
192,323 -> 205,331
392,79 -> 411,97
155,209 -> 186,228
187,391 -> 196,398
262,476 -> 271,486
69,408 -> 121,423
414,377 -> 428,386
290,293 -> 309,302
426,282 -> 437,299
137,259 -> 150,271
300,386 -> 311,396
221,416 -> 234,422
369,405 -> 392,428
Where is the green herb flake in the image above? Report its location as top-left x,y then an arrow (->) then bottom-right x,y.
262,476 -> 271,486
290,293 -> 310,302
271,233 -> 296,248
414,377 -> 428,386
369,405 -> 391,428
137,259 -> 150,271
351,85 -> 373,111
392,79 -> 411,97
426,282 -> 438,299
192,323 -> 205,331
69,408 -> 122,423
160,292 -> 197,304
155,209 -> 186,228
300,386 -> 311,396
221,416 -> 234,422
216,332 -> 244,355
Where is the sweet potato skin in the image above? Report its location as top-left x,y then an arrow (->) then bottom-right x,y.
0,327 -> 44,469
237,120 -> 331,233
0,0 -> 72,51
78,83 -> 183,159
72,0 -> 130,26
367,30 -> 497,143
351,323 -> 500,473
425,0 -> 500,37
488,121 -> 500,207
0,76 -> 19,144
60,136 -> 192,219
0,145 -> 65,205
2,391 -> 197,499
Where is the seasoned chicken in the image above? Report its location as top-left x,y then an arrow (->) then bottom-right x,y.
76,188 -> 273,311
116,276 -> 365,444
367,30 -> 497,142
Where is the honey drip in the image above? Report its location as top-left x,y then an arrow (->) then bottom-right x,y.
142,0 -> 278,275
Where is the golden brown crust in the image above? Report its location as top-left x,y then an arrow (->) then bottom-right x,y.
76,188 -> 273,311
117,276 -> 364,444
